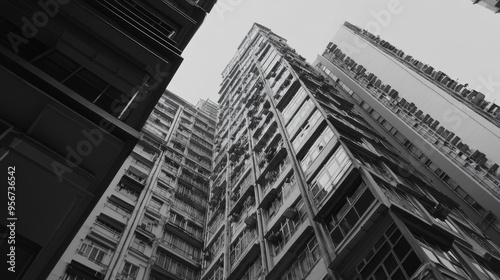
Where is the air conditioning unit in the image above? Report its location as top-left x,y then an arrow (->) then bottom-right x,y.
231,193 -> 239,201
204,251 -> 212,260
244,215 -> 257,228
267,232 -> 282,245
283,208 -> 298,219
432,203 -> 451,221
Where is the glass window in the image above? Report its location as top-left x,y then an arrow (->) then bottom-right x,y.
286,102 -> 316,137
418,241 -> 469,278
291,109 -> 323,151
325,183 -> 374,248
281,88 -> 307,122
350,225 -> 421,280
310,146 -> 352,204
78,241 -> 107,264
149,197 -> 162,213
472,261 -> 500,280
279,236 -> 322,280
300,127 -> 336,172
122,261 -> 139,279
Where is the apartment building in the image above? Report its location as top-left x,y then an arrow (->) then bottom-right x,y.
0,0 -> 215,279
49,91 -> 217,280
204,23 -> 500,280
314,22 -> 500,245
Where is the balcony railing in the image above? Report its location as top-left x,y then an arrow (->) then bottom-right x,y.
206,214 -> 225,242
104,202 -> 132,220
230,229 -> 257,266
115,186 -> 139,202
158,239 -> 201,263
171,199 -> 205,225
93,220 -> 122,241
179,174 -> 208,192
262,157 -> 291,194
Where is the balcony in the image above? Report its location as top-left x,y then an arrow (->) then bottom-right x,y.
115,185 -> 140,203
229,229 -> 259,270
162,163 -> 178,175
175,187 -> 208,211
103,201 -> 132,223
206,213 -> 225,244
124,169 -> 147,185
165,150 -> 183,163
170,199 -> 205,226
158,238 -> 201,264
191,134 -> 212,149
165,221 -> 204,246
153,252 -> 200,280
91,220 -> 123,243
179,173 -> 208,193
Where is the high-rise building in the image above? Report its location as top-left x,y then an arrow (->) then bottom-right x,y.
314,22 -> 500,244
0,0 -> 215,279
205,23 -> 500,280
470,0 -> 500,13
49,91 -> 217,280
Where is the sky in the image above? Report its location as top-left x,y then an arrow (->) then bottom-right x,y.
167,0 -> 500,106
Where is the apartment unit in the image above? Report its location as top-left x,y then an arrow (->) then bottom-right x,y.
204,23 -> 500,280
470,0 -> 500,13
49,91 -> 217,280
314,22 -> 500,245
0,0 -> 215,279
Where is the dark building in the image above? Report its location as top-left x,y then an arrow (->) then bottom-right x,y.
0,0 -> 216,279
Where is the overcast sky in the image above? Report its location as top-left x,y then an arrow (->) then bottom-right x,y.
167,0 -> 500,106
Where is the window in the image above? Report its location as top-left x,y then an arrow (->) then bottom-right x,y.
149,197 -> 162,213
78,241 -> 107,265
230,228 -> 257,264
471,261 -> 500,280
286,101 -> 316,137
280,236 -> 321,280
270,199 -> 307,255
155,251 -> 199,280
162,232 -> 201,261
281,88 -> 307,122
291,109 -> 323,151
309,146 -> 351,205
141,216 -> 155,232
207,265 -> 224,280
326,182 -> 375,248
169,212 -> 186,228
299,127 -> 336,171
241,257 -> 262,280
131,236 -> 146,253
418,240 -> 469,278
349,224 -> 421,280
122,261 -> 139,279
